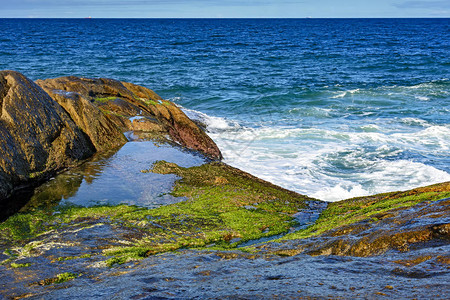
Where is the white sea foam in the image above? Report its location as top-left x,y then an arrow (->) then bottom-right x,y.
400,117 -> 430,127
180,107 -> 450,202
288,107 -> 333,118
168,96 -> 182,102
415,95 -> 430,101
312,183 -> 369,201
392,125 -> 450,153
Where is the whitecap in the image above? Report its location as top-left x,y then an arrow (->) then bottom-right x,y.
359,124 -> 380,132
331,92 -> 347,99
400,117 -> 430,127
331,89 -> 360,99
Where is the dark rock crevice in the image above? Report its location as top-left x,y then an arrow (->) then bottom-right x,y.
0,74 -> 8,116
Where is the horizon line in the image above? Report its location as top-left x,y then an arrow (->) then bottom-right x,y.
0,17 -> 449,19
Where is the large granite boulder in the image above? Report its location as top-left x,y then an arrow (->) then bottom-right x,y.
1,71 -> 222,204
36,76 -> 222,159
0,71 -> 95,200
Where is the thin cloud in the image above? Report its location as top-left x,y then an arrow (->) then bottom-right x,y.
394,0 -> 450,9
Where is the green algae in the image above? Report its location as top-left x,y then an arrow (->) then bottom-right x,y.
145,99 -> 159,106
55,272 -> 78,283
98,161 -> 316,263
56,254 -> 92,261
0,161 -> 315,263
0,212 -> 53,241
282,182 -> 450,241
94,96 -> 118,103
28,170 -> 45,179
98,107 -> 126,118
144,161 -> 314,246
104,247 -> 149,267
10,262 -> 31,268
1,249 -> 18,265
2,158 -> 448,266
40,272 -> 79,285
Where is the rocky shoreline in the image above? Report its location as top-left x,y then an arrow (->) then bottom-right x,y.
0,71 -> 449,299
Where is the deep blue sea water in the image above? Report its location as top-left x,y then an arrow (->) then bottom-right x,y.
1,18 -> 449,201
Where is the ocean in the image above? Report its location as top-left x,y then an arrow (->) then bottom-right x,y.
1,18 -> 449,201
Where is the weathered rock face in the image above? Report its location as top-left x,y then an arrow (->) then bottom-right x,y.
35,86 -> 128,152
36,76 -> 222,159
304,198 -> 450,257
0,71 -> 95,200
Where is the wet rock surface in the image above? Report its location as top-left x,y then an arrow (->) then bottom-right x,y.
1,156 -> 448,299
1,247 -> 449,299
257,195 -> 450,258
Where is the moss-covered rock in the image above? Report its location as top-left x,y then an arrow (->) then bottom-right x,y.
0,161 -> 319,268
255,182 -> 450,257
0,159 -> 448,298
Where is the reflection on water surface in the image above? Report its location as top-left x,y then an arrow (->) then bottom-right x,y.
21,141 -> 207,212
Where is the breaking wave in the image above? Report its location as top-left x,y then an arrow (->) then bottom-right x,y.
182,107 -> 450,201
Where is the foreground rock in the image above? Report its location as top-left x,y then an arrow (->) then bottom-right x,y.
0,152 -> 448,298
0,71 -> 96,201
2,248 -> 448,299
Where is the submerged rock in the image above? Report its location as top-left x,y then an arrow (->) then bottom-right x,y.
36,76 -> 222,159
0,71 -> 95,201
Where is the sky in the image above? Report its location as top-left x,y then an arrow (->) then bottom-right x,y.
0,0 -> 449,18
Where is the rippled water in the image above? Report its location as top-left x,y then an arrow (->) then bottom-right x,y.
1,18 -> 449,201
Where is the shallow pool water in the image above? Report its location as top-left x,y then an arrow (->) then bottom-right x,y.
21,141 -> 207,211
